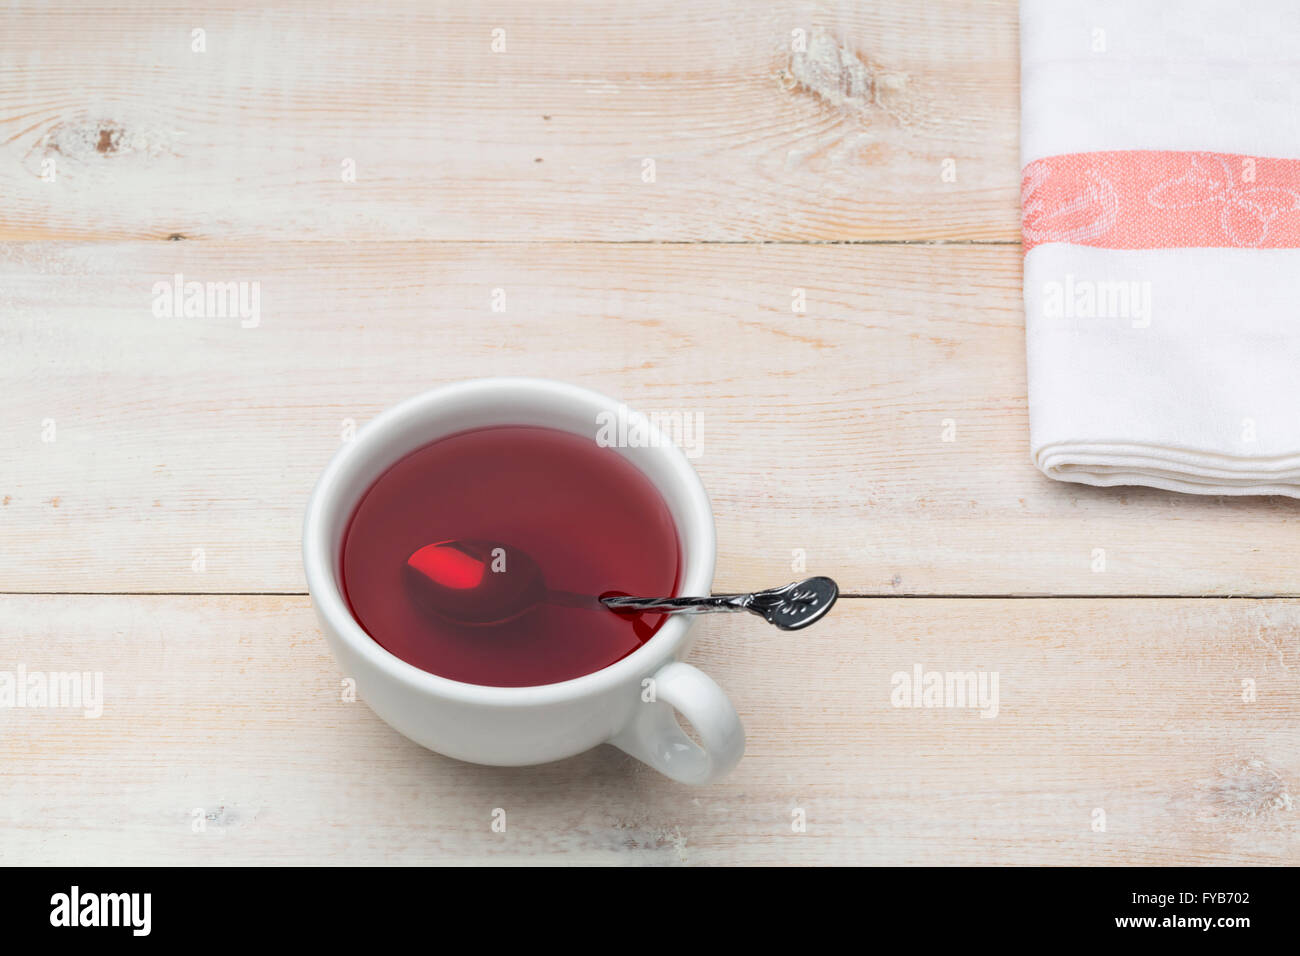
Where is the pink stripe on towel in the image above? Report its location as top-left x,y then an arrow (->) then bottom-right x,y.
1022,150 -> 1300,252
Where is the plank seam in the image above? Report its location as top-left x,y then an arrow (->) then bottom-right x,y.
0,592 -> 1294,599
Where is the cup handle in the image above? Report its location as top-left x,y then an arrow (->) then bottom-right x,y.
609,661 -> 745,785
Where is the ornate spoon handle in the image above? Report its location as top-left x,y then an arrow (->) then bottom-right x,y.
600,576 -> 838,631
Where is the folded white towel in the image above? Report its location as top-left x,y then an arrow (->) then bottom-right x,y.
1021,0 -> 1300,496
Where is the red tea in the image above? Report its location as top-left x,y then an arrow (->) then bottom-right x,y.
340,426 -> 680,686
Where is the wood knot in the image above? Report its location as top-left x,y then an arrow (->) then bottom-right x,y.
781,28 -> 873,111
95,124 -> 123,154
27,115 -> 176,177
43,119 -> 128,162
1202,759 -> 1293,819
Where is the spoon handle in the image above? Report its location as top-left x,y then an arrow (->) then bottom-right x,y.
601,593 -> 750,613
600,576 -> 838,631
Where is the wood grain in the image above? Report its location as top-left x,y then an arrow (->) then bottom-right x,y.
1,594 -> 1294,865
3,0 -> 1296,871
4,240 -> 1299,596
0,0 -> 1019,241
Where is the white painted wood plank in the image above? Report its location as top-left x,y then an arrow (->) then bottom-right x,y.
1,595 -> 1294,865
0,0 -> 1019,241
4,240 -> 1299,596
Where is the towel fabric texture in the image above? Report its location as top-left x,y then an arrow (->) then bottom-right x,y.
1021,0 -> 1300,496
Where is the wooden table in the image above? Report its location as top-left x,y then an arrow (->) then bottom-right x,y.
2,1 -> 1296,865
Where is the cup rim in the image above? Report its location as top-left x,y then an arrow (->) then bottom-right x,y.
302,377 -> 716,707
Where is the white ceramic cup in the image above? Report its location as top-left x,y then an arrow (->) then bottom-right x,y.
302,378 -> 745,784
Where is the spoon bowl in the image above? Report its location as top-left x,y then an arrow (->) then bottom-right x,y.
406,539 -> 548,626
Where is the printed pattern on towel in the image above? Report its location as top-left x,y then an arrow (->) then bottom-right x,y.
1022,151 -> 1300,252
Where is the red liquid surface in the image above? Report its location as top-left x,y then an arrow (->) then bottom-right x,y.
341,426 -> 681,686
